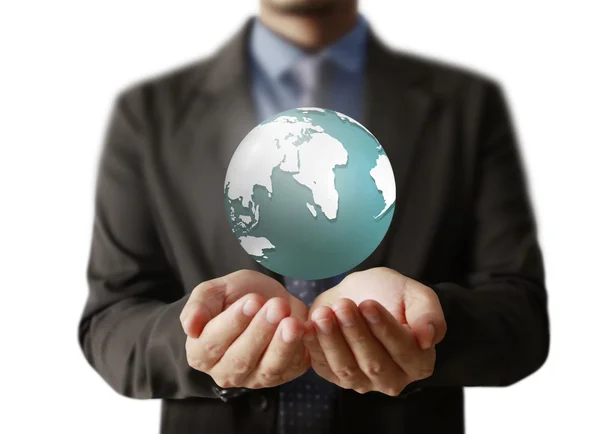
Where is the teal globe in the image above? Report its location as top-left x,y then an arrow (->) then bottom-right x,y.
224,107 -> 396,280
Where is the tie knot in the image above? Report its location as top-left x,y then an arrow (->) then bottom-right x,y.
287,54 -> 331,108
293,54 -> 326,93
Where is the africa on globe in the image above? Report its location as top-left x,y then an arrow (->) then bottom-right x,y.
224,107 -> 396,280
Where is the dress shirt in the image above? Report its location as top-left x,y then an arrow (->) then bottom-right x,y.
249,15 -> 368,122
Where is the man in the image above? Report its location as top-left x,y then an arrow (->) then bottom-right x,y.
79,0 -> 550,433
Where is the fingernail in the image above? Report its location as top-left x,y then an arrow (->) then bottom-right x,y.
361,306 -> 380,324
315,318 -> 333,335
334,308 -> 356,327
182,314 -> 192,332
282,326 -> 301,344
242,299 -> 261,317
266,303 -> 285,324
422,324 -> 435,350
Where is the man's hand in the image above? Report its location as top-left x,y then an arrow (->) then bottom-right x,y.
180,270 -> 310,389
304,267 -> 446,396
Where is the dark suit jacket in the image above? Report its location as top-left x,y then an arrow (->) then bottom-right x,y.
79,22 -> 550,434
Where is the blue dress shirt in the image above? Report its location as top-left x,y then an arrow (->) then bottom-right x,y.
249,15 -> 368,122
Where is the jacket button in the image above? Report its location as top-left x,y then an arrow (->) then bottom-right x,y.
250,393 -> 269,412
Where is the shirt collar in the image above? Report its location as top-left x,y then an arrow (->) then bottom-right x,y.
249,15 -> 369,80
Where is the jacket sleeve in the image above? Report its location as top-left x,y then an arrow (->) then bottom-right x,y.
426,82 -> 550,387
78,90 -> 221,399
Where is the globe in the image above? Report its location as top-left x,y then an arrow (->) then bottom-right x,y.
224,107 -> 396,280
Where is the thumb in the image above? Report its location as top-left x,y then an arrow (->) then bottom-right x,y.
180,280 -> 226,339
404,281 -> 447,350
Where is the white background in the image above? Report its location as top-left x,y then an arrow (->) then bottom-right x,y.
1,1 -> 599,433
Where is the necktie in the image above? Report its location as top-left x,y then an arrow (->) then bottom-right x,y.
291,54 -> 332,109
277,54 -> 341,434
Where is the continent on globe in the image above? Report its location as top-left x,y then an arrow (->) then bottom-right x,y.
370,154 -> 396,220
238,236 -> 275,260
224,107 -> 396,280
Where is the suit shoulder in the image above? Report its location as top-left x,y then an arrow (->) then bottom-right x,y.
389,48 -> 502,98
113,55 -> 215,117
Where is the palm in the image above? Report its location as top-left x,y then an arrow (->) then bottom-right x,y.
216,270 -> 308,320
311,268 -> 409,323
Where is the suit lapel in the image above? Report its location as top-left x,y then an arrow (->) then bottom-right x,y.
197,22 -> 260,172
356,34 -> 436,272
187,22 -> 283,281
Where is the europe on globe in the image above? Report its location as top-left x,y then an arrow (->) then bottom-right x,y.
224,107 -> 396,280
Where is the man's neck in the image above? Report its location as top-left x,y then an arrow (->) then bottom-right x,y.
259,1 -> 358,52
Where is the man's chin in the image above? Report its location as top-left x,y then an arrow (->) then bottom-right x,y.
265,0 -> 342,16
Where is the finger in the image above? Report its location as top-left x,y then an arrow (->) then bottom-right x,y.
411,310 -> 447,350
311,305 -> 370,392
332,298 -> 406,394
245,316 -> 308,388
186,293 -> 265,371
359,300 -> 435,380
211,297 -> 291,384
180,299 -> 212,338
404,280 -> 447,349
302,321 -> 338,384
180,280 -> 228,338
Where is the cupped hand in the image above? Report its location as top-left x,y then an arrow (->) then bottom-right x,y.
180,270 -> 310,389
304,267 -> 446,396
